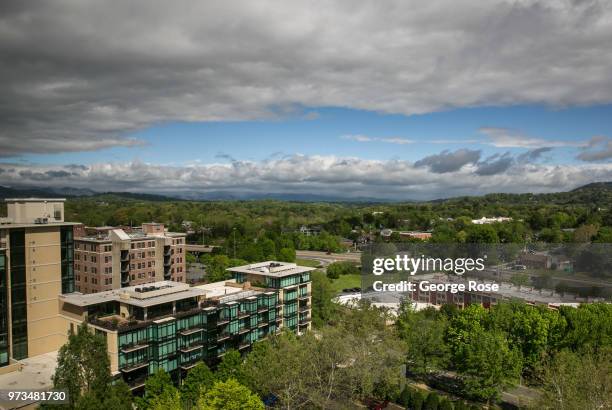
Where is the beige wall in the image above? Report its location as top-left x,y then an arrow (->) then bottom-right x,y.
58,315 -> 120,374
24,227 -> 67,357
7,200 -> 64,224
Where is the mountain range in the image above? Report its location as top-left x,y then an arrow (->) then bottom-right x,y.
1,183 -> 611,204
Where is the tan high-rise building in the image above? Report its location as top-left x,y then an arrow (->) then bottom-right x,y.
0,198 -> 77,368
73,223 -> 186,294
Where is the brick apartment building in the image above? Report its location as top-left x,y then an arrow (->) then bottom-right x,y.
74,223 -> 186,293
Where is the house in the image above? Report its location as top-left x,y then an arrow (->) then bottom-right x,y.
471,216 -> 513,225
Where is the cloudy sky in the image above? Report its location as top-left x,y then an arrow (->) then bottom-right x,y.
1,0 -> 612,200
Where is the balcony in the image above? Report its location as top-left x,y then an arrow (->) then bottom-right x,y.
180,360 -> 201,371
217,332 -> 230,342
299,305 -> 310,313
179,326 -> 203,336
298,293 -> 310,300
164,259 -> 172,267
164,248 -> 172,257
121,264 -> 130,273
127,375 -> 147,391
238,342 -> 250,350
257,306 -> 269,313
299,317 -> 311,326
121,252 -> 130,262
180,343 -> 203,353
238,326 -> 250,334
121,361 -> 148,373
120,342 -> 149,354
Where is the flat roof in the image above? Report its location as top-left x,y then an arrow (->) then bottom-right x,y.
194,280 -> 264,303
227,261 -> 316,278
4,197 -> 66,202
0,221 -> 80,229
0,351 -> 57,406
414,273 -> 603,304
60,281 -> 206,308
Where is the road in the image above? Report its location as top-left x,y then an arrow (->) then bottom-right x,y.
296,250 -> 361,265
478,267 -> 612,289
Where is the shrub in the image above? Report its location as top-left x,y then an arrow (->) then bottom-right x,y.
424,392 -> 439,410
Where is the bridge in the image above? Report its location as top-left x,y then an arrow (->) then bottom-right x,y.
185,244 -> 219,254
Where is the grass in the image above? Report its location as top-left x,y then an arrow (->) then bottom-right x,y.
296,258 -> 323,268
329,273 -> 362,294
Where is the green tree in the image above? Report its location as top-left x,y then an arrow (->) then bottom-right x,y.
198,379 -> 264,410
150,389 -> 182,410
438,397 -> 454,410
51,323 -> 112,407
137,369 -> 178,409
397,306 -> 448,376
537,348 -> 612,410
181,362 -> 216,408
310,270 -> 336,326
457,328 -> 522,404
424,392 -> 439,410
278,247 -> 296,262
573,224 -> 598,242
465,225 -> 499,243
243,307 -> 405,409
75,380 -> 133,410
216,349 -> 245,384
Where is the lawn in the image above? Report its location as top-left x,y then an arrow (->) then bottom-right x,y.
295,258 -> 323,268
329,273 -> 362,294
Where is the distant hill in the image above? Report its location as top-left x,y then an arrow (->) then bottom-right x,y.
432,181 -> 612,206
0,181 -> 610,205
0,185 -> 69,199
0,186 -> 178,202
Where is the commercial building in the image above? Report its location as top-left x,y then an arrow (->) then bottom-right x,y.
74,223 -> 186,293
407,273 -> 600,308
58,261 -> 314,390
0,198 -> 77,369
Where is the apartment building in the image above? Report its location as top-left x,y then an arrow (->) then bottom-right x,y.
227,261 -> 313,333
59,278 -> 287,390
0,198 -> 77,369
74,223 -> 186,293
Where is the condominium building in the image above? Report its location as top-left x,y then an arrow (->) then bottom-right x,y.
0,198 -> 77,369
73,223 -> 186,293
227,261 -> 313,333
58,272 -> 307,390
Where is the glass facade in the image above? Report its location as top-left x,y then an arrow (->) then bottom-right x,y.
115,292 -> 282,387
0,252 -> 8,366
60,226 -> 74,294
10,229 -> 27,360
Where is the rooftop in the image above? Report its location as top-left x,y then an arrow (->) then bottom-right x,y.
60,281 -> 206,308
227,261 -> 316,278
4,197 -> 66,203
0,351 -> 57,406
76,226 -> 185,242
194,280 -> 269,303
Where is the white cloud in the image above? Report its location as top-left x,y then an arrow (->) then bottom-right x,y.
1,1 -> 612,154
2,154 -> 611,200
479,127 -> 588,148
342,135 -> 414,144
